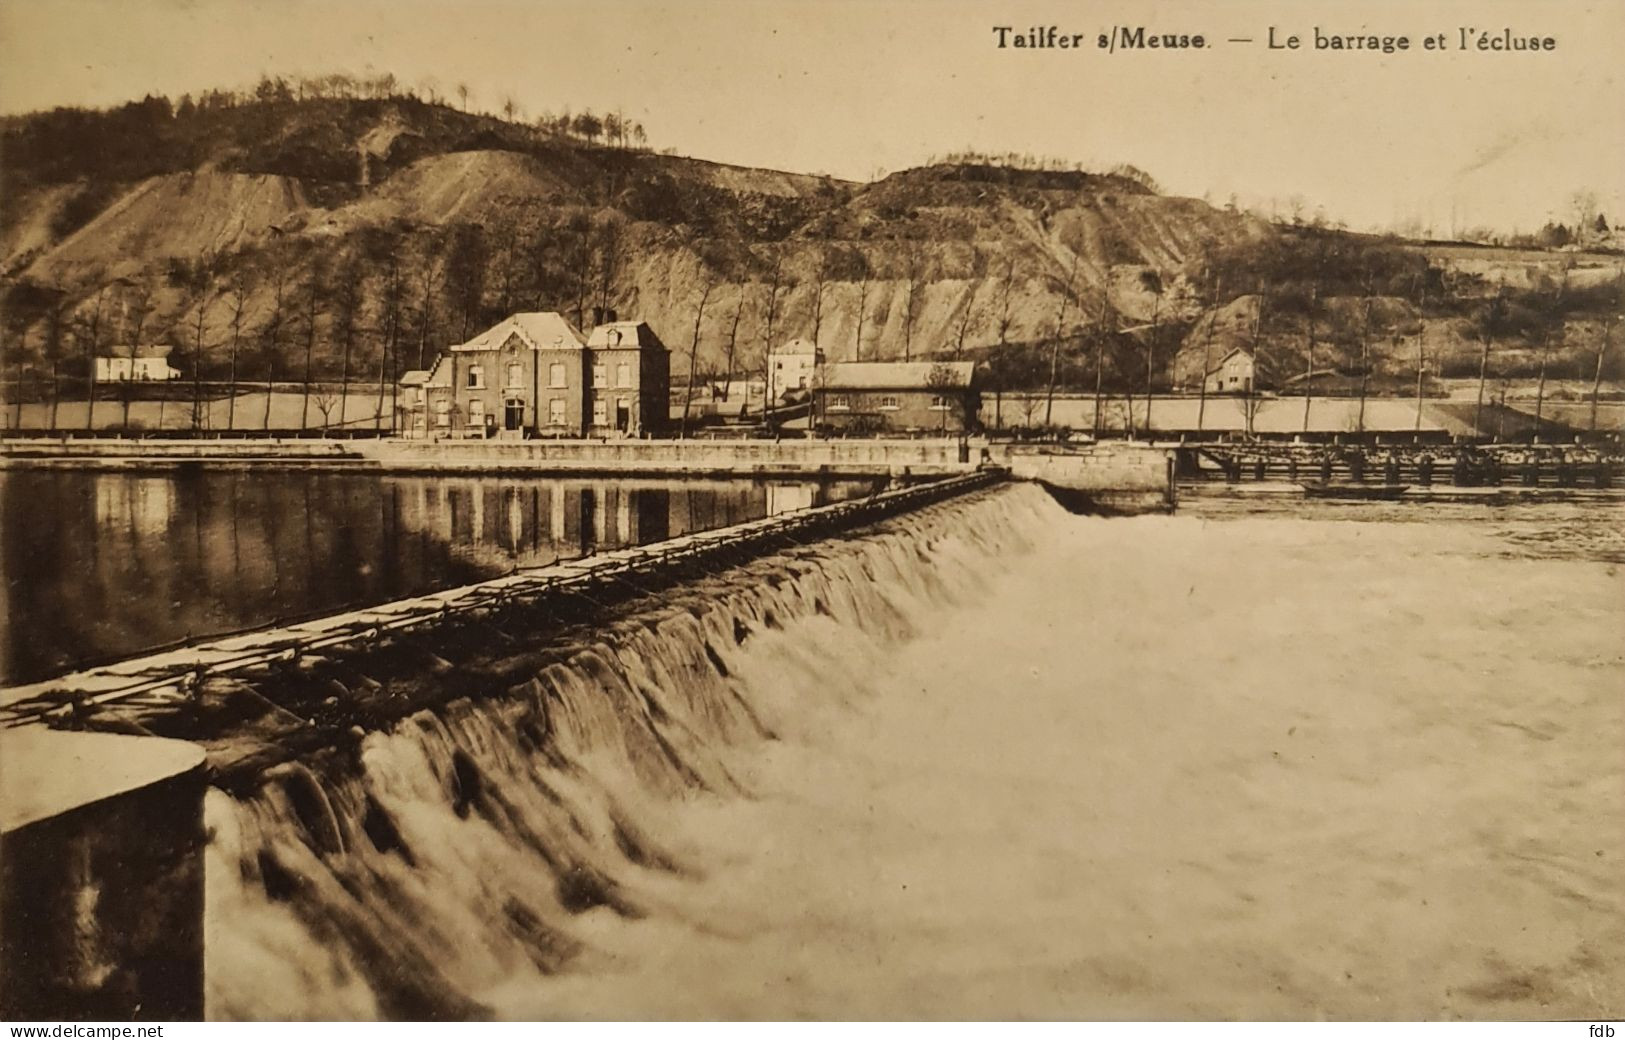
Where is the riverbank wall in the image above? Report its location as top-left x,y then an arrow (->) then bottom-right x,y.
0,436 -> 977,478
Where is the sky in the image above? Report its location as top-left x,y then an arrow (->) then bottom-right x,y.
1,0 -> 1621,236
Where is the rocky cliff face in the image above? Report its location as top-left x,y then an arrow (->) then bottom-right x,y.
1,97 -> 1271,383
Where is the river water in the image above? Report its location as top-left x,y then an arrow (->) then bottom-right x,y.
0,470 -> 878,685
200,482 -> 1623,1020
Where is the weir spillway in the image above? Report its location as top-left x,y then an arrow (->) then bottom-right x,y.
1,468 -> 1036,1019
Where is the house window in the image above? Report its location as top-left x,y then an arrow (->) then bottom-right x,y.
828,394 -> 851,410
506,362 -> 523,387
549,362 -> 568,389
879,395 -> 900,411
434,400 -> 451,427
592,397 -> 608,425
467,365 -> 485,389
548,398 -> 566,425
593,364 -> 607,388
616,363 -> 632,388
467,398 -> 485,427
930,395 -> 951,410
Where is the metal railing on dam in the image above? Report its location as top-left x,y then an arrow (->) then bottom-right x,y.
0,469 -> 1006,732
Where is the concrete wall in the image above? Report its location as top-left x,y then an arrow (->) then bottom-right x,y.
355,438 -> 979,475
1002,443 -> 1175,514
1,730 -> 207,1020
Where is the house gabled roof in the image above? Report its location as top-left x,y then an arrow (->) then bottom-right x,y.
773,337 -> 822,357
1206,348 -> 1254,375
423,354 -> 452,388
399,369 -> 431,387
820,361 -> 975,391
586,320 -> 667,352
452,312 -> 585,353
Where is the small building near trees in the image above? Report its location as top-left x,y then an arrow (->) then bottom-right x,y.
96,345 -> 182,382
768,337 -> 823,403
1203,349 -> 1257,395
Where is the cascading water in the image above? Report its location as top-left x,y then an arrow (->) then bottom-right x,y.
204,483 -> 1057,1020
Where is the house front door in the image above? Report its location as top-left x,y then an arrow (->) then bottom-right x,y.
505,398 -> 524,431
615,401 -> 630,433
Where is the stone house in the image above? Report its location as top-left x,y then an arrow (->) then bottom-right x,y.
404,313 -> 669,439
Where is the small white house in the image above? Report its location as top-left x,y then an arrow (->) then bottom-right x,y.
96,345 -> 182,382
768,337 -> 823,402
1204,349 -> 1256,394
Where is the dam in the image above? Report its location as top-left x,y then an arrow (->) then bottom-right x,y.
2,448 -> 1620,1021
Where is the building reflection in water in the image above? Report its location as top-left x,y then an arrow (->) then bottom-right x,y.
0,470 -> 880,685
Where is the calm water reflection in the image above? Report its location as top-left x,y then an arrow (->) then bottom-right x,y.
0,470 -> 880,684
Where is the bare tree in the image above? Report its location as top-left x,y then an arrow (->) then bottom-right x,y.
312,389 -> 341,432
121,282 -> 154,432
991,252 -> 1020,428
1532,271 -> 1565,437
188,297 -> 211,432
759,247 -> 786,423
445,225 -> 487,341
1472,283 -> 1502,438
568,214 -> 593,330
1044,252 -> 1083,428
43,292 -> 72,431
262,265 -> 290,432
378,246 -> 405,432
680,273 -> 715,438
1092,279 -> 1115,437
79,283 -> 111,432
1139,273 -> 1166,438
594,215 -> 625,321
722,286 -> 746,400
225,278 -> 250,431
415,242 -> 445,369
809,246 -> 830,353
951,249 -> 988,359
495,228 -> 520,315
1592,267 -> 1622,431
901,241 -> 929,361
334,260 -> 365,430
300,260 -> 327,431
853,266 -> 872,363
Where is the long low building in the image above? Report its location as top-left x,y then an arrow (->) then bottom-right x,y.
814,361 -> 979,434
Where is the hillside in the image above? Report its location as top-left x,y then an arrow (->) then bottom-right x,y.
2,91 -> 1617,404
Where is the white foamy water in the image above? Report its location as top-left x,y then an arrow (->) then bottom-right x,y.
205,485 -> 1624,1020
